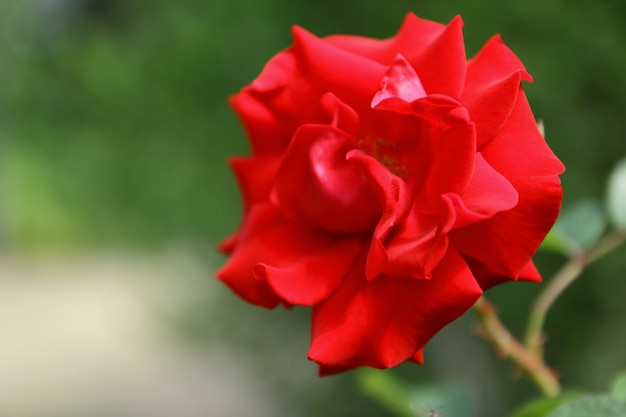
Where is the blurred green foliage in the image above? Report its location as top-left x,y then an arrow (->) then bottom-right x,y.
1,0 -> 625,416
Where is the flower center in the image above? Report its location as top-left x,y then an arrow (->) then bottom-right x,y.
357,136 -> 408,179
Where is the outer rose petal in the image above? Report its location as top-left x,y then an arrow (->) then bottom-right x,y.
291,26 -> 387,113
481,90 -> 565,179
327,14 -> 466,98
518,260 -> 542,283
451,90 -> 564,286
463,71 -> 527,150
463,35 -> 532,148
230,92 -> 291,155
319,348 -> 423,375
411,350 -> 425,364
405,15 -> 466,98
231,50 -> 331,156
456,175 -> 562,288
308,248 -> 482,370
217,208 -> 282,309
250,50 -> 297,93
218,155 -> 280,254
466,35 -> 533,93
218,203 -> 363,307
326,13 -> 447,64
229,156 -> 280,211
217,233 -> 238,255
229,51 -> 299,155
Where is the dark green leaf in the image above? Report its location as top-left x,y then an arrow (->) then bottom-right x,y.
543,199 -> 607,255
547,395 -> 626,417
540,228 -> 577,256
510,394 -> 581,417
356,369 -> 474,417
356,369 -> 415,417
406,384 -> 473,417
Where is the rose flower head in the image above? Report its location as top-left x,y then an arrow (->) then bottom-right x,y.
218,13 -> 564,374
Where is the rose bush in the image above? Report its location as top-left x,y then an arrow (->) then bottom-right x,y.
218,13 -> 564,374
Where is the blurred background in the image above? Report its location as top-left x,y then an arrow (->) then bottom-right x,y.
0,0 -> 625,416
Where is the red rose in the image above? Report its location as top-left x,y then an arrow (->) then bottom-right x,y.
218,13 -> 564,374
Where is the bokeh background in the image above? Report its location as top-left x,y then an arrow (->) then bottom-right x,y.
0,0 -> 625,416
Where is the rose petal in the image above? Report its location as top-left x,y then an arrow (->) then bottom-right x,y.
250,49 -> 298,93
317,364 -> 355,376
463,35 -> 532,148
229,51 -> 299,155
451,90 -> 564,285
231,49 -> 332,155
272,124 -> 380,234
317,349 -> 425,374
330,15 -> 466,98
371,94 -> 476,205
291,25 -> 387,112
317,348 -> 422,374
230,91 -> 293,155
444,152 -> 519,228
379,204 -> 454,280
463,72 -> 527,149
411,350 -> 425,364
371,54 -> 427,107
217,205 -> 283,309
326,13 -> 447,65
321,92 -> 360,137
465,256 -> 543,290
218,156 -> 280,253
454,174 -> 562,288
346,151 -> 412,280
466,35 -> 533,92
230,155 -> 281,211
348,149 -> 458,280
405,15 -> 466,98
518,260 -> 542,283
308,248 -> 482,370
481,90 -> 565,179
218,233 -> 238,255
218,203 -> 363,307
258,237 -> 364,306
418,103 -> 476,207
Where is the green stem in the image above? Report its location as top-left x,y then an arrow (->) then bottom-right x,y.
474,297 -> 561,397
524,231 -> 626,357
474,231 -> 626,397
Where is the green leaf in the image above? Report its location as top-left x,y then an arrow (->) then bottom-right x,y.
607,159 -> 626,230
356,369 -> 474,417
540,228 -> 576,256
543,199 -> 607,255
547,395 -> 626,417
356,369 -> 415,417
611,372 -> 626,402
406,384 -> 473,417
510,394 -> 581,417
